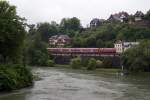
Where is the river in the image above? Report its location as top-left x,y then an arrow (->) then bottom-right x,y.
0,67 -> 150,100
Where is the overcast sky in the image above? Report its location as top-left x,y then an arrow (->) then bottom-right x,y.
8,0 -> 150,26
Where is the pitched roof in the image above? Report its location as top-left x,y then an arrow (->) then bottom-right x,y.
49,35 -> 71,40
59,35 -> 70,39
108,12 -> 129,21
134,11 -> 144,17
90,18 -> 100,24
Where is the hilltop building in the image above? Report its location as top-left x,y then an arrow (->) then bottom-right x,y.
90,18 -> 105,28
108,12 -> 129,22
114,40 -> 139,53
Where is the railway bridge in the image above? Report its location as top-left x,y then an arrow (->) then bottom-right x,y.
47,48 -> 118,56
47,48 -> 120,66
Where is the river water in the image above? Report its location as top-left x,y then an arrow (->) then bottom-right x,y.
0,67 -> 150,100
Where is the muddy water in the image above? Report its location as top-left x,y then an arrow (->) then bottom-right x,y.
0,67 -> 150,100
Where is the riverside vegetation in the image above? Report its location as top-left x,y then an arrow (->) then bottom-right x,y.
0,1 -> 33,92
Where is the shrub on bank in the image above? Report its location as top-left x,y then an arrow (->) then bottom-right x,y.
87,58 -> 97,70
47,60 -> 55,67
81,58 -> 89,67
0,64 -> 33,92
70,57 -> 82,69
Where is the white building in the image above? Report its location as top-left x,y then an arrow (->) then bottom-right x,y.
49,35 -> 71,47
114,40 -> 139,53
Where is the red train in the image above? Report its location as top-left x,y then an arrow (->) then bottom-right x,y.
47,48 -> 116,55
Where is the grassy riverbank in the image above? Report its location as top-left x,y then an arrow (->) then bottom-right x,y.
0,64 -> 33,92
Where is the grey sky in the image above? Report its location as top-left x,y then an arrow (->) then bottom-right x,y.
8,0 -> 150,26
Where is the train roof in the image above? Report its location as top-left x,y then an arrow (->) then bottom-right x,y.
47,48 -> 115,49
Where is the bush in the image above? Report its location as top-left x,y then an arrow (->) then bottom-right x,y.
70,57 -> 82,69
96,60 -> 103,68
122,40 -> 150,72
0,64 -> 33,92
87,58 -> 97,70
81,58 -> 89,67
47,60 -> 55,67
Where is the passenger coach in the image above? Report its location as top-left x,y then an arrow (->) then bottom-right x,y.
47,48 -> 116,55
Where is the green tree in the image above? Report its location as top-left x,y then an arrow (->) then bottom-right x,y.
69,17 -> 81,31
26,32 -> 49,66
70,57 -> 82,69
37,22 -> 59,42
0,1 -> 33,92
60,17 -> 81,36
47,60 -> 55,67
122,40 -> 150,72
144,9 -> 150,20
87,58 -> 97,70
0,1 -> 26,64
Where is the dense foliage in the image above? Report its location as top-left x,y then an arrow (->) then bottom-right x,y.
0,64 -> 33,91
70,57 -> 82,69
60,17 -> 81,36
0,1 -> 26,64
26,17 -> 82,66
25,24 -> 50,66
47,60 -> 54,67
72,23 -> 150,48
87,58 -> 97,70
70,57 -> 105,70
0,1 -> 33,92
25,29 -> 49,66
122,40 -> 150,72
37,22 -> 59,42
144,10 -> 150,20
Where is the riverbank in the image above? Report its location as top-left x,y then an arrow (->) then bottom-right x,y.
53,64 -> 150,77
0,64 -> 33,92
52,64 -> 121,76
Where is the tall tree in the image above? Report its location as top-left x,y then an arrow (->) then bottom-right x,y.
0,1 -> 26,64
145,9 -> 150,20
59,17 -> 81,36
37,22 -> 58,42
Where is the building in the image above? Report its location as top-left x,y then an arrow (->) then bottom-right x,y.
49,35 -> 71,47
90,18 -> 105,28
108,12 -> 129,22
114,40 -> 139,53
134,11 -> 144,21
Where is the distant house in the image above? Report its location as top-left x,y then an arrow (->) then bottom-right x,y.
114,40 -> 139,53
134,11 -> 144,21
108,12 -> 129,22
49,35 -> 71,47
90,18 -> 105,28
